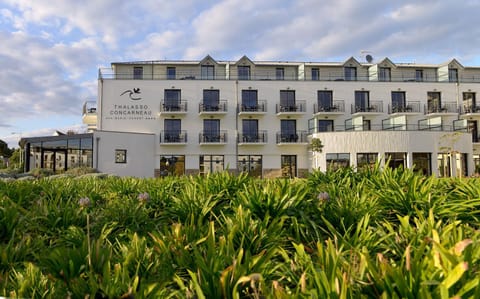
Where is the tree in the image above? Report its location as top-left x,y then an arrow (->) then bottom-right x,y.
0,139 -> 13,158
8,149 -> 22,170
309,138 -> 324,170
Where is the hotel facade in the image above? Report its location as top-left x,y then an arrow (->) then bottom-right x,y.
22,56 -> 480,177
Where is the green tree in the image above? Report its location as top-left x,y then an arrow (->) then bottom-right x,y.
8,149 -> 22,170
0,139 -> 13,158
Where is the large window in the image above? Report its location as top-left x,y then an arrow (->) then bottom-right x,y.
200,155 -> 224,175
167,67 -> 176,79
357,153 -> 378,169
164,119 -> 181,142
412,153 -> 431,175
317,90 -> 333,111
238,155 -> 262,177
280,120 -> 297,142
203,119 -> 220,142
276,68 -> 285,80
159,155 -> 185,176
391,91 -> 406,112
203,89 -> 220,111
326,153 -> 350,171
355,91 -> 369,112
242,89 -> 258,110
463,92 -> 476,113
311,68 -> 320,81
415,69 -> 423,82
133,67 -> 143,79
427,92 -> 441,113
449,68 -> 458,82
280,90 -> 295,110
344,67 -> 357,81
238,65 -> 251,80
242,119 -> 258,142
201,65 -> 215,79
281,155 -> 297,178
379,67 -> 391,81
318,120 -> 334,132
385,152 -> 406,169
164,89 -> 181,111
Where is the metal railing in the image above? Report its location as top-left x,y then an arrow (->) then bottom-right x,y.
388,101 -> 421,114
313,100 -> 345,113
275,100 -> 306,113
199,131 -> 228,143
238,131 -> 268,143
160,100 -> 188,112
351,101 -> 383,113
160,130 -> 187,143
275,131 -> 308,143
198,100 -> 228,113
424,102 -> 457,114
238,100 -> 267,113
459,105 -> 480,114
312,124 -> 461,133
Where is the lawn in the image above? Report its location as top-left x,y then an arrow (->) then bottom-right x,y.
1,167 -> 480,298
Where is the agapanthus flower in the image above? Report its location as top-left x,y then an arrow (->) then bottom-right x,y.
317,192 -> 330,202
137,192 -> 150,204
79,197 -> 91,208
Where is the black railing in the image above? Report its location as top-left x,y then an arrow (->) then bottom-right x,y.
460,105 -> 480,114
238,131 -> 268,143
313,100 -> 345,113
199,100 -> 228,113
160,130 -> 187,143
199,131 -> 228,143
276,100 -> 306,113
424,102 -> 457,114
388,101 -> 421,114
238,100 -> 267,113
160,101 -> 188,112
351,101 -> 383,113
276,131 -> 308,143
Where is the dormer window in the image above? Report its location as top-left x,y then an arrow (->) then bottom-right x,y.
133,67 -> 143,80
201,65 -> 214,80
238,65 -> 251,80
379,67 -> 391,82
449,68 -> 458,82
344,66 -> 357,81
276,68 -> 285,80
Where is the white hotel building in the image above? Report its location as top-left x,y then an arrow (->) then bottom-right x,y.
22,55 -> 480,177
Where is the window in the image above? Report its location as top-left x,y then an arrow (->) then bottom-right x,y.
242,89 -> 258,110
201,65 -> 215,79
379,67 -> 391,81
449,68 -> 458,82
280,120 -> 297,142
280,90 -> 296,111
164,119 -> 182,142
281,155 -> 297,178
357,153 -> 377,169
115,149 -> 127,163
203,89 -> 220,111
355,91 -> 369,112
317,90 -> 333,111
473,154 -> 480,174
276,68 -> 285,80
437,153 -> 451,177
159,155 -> 185,176
463,92 -> 476,113
391,91 -> 406,112
133,67 -> 143,79
344,66 -> 357,81
415,69 -> 423,82
318,120 -> 334,132
427,91 -> 441,113
311,68 -> 320,80
238,65 -> 251,80
385,152 -> 406,169
363,119 -> 371,131
203,119 -> 220,142
167,67 -> 176,80
200,155 -> 224,175
412,153 -> 431,175
164,89 -> 181,111
242,119 -> 258,142
326,153 -> 350,170
468,120 -> 478,142
238,155 -> 262,177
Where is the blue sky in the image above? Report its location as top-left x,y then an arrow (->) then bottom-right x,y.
1,0 -> 480,147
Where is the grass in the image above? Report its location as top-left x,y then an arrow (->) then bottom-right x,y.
1,168 -> 480,298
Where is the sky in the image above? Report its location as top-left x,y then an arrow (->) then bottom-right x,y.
1,0 -> 480,148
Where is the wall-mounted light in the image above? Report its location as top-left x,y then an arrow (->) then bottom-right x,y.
171,86 -> 175,89
248,86 -> 252,89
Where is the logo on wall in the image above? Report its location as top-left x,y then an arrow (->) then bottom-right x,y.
120,88 -> 142,100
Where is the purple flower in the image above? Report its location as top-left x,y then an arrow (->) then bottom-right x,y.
79,197 -> 91,208
137,192 -> 150,204
317,192 -> 330,202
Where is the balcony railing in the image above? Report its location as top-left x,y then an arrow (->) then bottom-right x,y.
275,100 -> 306,113
276,131 -> 308,144
160,130 -> 187,143
238,131 -> 268,143
388,101 -> 421,114
313,100 -> 345,113
311,123 -> 463,133
160,101 -> 188,113
199,131 -> 228,143
460,105 -> 480,114
238,100 -> 267,113
198,100 -> 228,113
351,101 -> 383,114
424,102 -> 458,114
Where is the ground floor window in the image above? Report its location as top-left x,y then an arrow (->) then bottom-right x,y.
160,155 -> 185,176
437,153 -> 451,177
412,152 -> 431,176
238,155 -> 262,177
385,152 -> 406,169
455,153 -> 468,177
326,153 -> 350,171
199,155 -> 224,175
474,154 -> 480,174
281,155 -> 297,178
357,153 -> 378,170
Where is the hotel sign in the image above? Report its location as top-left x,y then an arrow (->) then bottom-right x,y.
104,88 -> 157,121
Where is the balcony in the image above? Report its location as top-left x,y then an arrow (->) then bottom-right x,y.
276,131 -> 308,145
82,101 -> 97,130
275,101 -> 306,116
198,101 -> 228,115
313,100 -> 345,117
424,102 -> 458,116
160,130 -> 187,144
238,100 -> 267,115
459,105 -> 480,119
159,101 -> 188,115
351,101 -> 384,115
199,131 -> 228,145
238,131 -> 268,145
388,101 -> 422,115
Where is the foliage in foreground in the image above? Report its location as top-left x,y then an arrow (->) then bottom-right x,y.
1,168 -> 480,298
